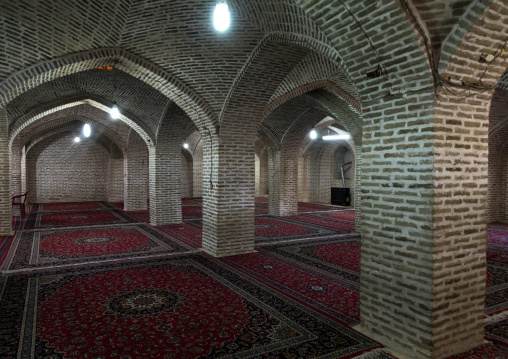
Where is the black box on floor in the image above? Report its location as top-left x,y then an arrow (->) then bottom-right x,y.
331,187 -> 350,206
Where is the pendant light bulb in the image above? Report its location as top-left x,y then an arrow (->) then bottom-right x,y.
183,142 -> 189,149
214,1 -> 230,32
74,136 -> 80,143
111,102 -> 120,119
83,123 -> 91,138
310,128 -> 317,140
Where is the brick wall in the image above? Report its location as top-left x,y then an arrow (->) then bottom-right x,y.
488,88 -> 508,223
124,130 -> 148,211
181,151 -> 193,198
0,108 -> 11,235
108,157 -> 124,202
26,132 -> 109,203
192,140 -> 203,198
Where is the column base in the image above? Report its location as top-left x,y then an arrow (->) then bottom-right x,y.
199,247 -> 257,258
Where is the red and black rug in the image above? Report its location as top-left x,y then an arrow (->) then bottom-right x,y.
182,205 -> 203,219
222,251 -> 360,324
125,210 -> 150,223
259,234 -> 361,286
289,213 -> 355,232
1,254 -> 384,358
30,201 -> 109,213
487,227 -> 508,264
254,216 -> 346,244
298,202 -> 342,212
1,224 -> 196,272
159,222 -> 203,248
23,209 -> 137,230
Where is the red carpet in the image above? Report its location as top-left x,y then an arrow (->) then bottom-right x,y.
1,224 -> 196,272
125,210 -> 150,223
182,205 -> 202,218
24,210 -> 137,230
32,201 -> 106,212
289,214 -> 355,232
223,252 -> 360,324
3,255 -> 383,358
160,222 -> 202,247
298,202 -> 341,212
254,216 -> 346,244
445,343 -> 508,358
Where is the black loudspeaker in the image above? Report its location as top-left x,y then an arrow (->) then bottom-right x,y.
331,187 -> 350,206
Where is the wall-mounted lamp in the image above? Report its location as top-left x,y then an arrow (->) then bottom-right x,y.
74,136 -> 81,143
309,128 -> 317,139
183,142 -> 189,149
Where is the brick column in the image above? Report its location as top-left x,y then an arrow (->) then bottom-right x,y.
124,131 -> 148,211
149,142 -> 183,225
0,108 -> 12,235
201,132 -> 256,257
268,149 -> 282,216
10,137 -> 21,197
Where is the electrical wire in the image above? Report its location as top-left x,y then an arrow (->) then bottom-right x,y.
337,0 -> 392,88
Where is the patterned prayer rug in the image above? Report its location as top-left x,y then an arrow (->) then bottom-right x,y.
11,216 -> 22,231
30,201 -> 109,213
487,227 -> 508,264
125,210 -> 150,223
255,203 -> 269,215
182,198 -> 201,206
105,201 -> 124,210
259,234 -> 362,286
159,222 -> 202,247
0,254 -> 383,358
288,214 -> 356,232
222,252 -> 360,324
182,205 -> 203,218
254,216 -> 346,244
444,342 -> 508,358
298,202 -> 343,212
0,224 -> 196,272
23,209 -> 137,230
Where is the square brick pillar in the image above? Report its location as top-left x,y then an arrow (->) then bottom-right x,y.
358,93 -> 485,359
0,108 -> 12,235
149,144 -> 182,225
201,135 -> 256,257
268,148 -> 298,216
124,131 -> 148,211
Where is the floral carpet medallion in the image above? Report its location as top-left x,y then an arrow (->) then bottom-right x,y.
260,234 -> 362,286
24,209 -> 137,230
2,255 -> 381,358
0,224 -> 196,272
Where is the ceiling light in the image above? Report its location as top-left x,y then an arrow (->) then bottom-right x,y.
322,134 -> 351,141
214,1 -> 230,32
183,143 -> 189,149
74,136 -> 81,143
110,102 -> 120,119
309,128 -> 317,139
83,123 -> 91,137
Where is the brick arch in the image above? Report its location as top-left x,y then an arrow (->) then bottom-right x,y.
21,116 -> 128,156
438,0 -> 494,73
0,47 -> 217,131
9,97 -> 153,149
427,1 -> 508,357
25,121 -> 124,159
